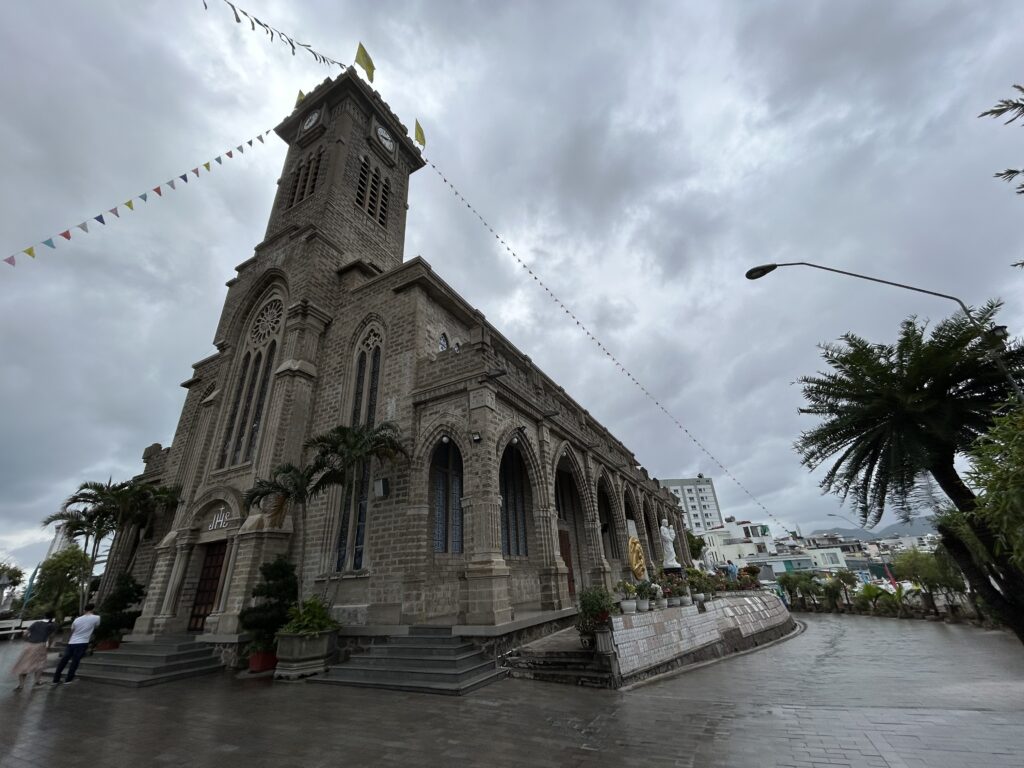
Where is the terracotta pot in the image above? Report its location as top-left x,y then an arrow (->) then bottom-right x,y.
248,650 -> 278,673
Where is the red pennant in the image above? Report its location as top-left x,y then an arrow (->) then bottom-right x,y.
3,255 -> 15,267
59,230 -> 72,240
153,186 -> 162,196
109,207 -> 120,217
192,168 -> 200,177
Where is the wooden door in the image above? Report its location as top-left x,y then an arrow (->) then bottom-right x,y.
558,529 -> 576,596
188,540 -> 227,632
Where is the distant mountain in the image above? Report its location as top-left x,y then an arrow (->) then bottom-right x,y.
809,517 -> 936,540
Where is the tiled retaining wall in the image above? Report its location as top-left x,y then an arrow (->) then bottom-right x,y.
610,593 -> 792,677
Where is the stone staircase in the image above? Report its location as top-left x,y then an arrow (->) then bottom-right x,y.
503,627 -> 616,688
310,626 -> 505,695
68,636 -> 224,687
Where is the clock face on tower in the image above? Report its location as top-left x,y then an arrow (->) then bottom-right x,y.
376,125 -> 395,152
302,111 -> 320,131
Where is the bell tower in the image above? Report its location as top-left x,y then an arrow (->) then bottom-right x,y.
262,69 -> 425,275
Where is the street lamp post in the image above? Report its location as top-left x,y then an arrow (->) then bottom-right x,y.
745,261 -> 1024,403
827,512 -> 897,587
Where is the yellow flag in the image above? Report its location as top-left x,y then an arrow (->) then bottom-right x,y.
23,246 -> 35,258
125,200 -> 134,211
295,89 -> 306,107
415,119 -> 426,147
203,162 -> 211,172
354,42 -> 375,82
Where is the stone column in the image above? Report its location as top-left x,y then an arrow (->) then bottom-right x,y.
155,535 -> 196,633
130,534 -> 177,636
581,454 -> 612,590
535,422 -> 569,610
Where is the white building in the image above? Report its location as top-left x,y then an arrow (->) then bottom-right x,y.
697,516 -> 777,568
662,475 -> 724,532
806,547 -> 848,573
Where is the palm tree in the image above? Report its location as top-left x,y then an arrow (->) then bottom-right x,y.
116,483 -> 180,576
796,302 -> 1024,642
243,462 -> 321,611
305,421 -> 407,498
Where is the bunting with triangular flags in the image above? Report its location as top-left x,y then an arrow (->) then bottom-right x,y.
257,135 -> 264,143
7,123 -> 274,274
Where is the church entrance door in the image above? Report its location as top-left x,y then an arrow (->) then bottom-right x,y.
188,540 -> 227,632
558,529 -> 576,597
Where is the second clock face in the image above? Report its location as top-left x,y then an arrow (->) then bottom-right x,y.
376,125 -> 395,151
302,111 -> 320,130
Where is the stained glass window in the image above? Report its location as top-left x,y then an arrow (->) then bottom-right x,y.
431,441 -> 464,554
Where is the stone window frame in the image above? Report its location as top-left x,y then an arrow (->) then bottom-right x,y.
499,443 -> 532,559
353,154 -> 391,228
215,295 -> 284,470
285,144 -> 327,208
430,437 -> 464,555
335,326 -> 385,573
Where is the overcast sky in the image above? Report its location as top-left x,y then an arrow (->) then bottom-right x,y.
3,1 -> 1023,571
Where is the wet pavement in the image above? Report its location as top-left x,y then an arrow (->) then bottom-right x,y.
1,614 -> 1021,767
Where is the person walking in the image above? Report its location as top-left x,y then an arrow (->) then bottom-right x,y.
52,604 -> 100,685
726,560 -> 739,582
11,612 -> 57,691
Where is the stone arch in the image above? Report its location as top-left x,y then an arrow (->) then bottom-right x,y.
185,487 -> 246,531
346,312 -> 390,359
495,425 -> 546,509
220,269 -> 289,349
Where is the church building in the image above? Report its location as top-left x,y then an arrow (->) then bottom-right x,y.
112,69 -> 690,642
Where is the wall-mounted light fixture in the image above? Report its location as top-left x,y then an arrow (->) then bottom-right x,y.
471,432 -> 482,443
441,435 -> 450,444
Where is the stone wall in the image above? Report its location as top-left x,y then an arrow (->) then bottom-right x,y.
610,593 -> 793,679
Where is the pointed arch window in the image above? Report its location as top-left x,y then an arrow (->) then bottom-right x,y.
354,156 -> 390,228
597,483 -> 621,561
217,298 -> 284,469
337,329 -> 384,571
286,146 -> 327,207
431,439 -> 463,554
499,445 -> 529,557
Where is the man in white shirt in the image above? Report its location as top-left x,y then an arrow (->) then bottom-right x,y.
52,604 -> 101,684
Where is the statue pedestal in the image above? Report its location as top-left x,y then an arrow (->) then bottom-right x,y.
663,566 -> 683,576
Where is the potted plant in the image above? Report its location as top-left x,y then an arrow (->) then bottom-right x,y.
686,568 -> 708,602
615,579 -> 637,614
575,585 -> 615,651
635,580 -> 653,611
238,557 -> 296,673
93,574 -> 146,651
274,596 -> 341,680
652,582 -> 667,609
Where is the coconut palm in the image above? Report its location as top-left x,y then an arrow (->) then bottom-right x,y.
305,421 -> 407,498
243,462 -> 321,611
796,302 -> 1024,642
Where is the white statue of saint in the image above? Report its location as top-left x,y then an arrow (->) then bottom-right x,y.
660,518 -> 681,569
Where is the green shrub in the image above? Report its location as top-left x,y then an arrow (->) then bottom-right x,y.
239,557 -> 297,652
279,596 -> 340,637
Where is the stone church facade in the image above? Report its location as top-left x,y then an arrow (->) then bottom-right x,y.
116,69 -> 690,641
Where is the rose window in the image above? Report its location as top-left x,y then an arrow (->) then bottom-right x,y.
250,300 -> 283,345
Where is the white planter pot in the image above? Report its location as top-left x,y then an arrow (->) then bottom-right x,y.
636,598 -> 650,612
680,596 -> 693,606
693,593 -> 706,603
667,597 -> 680,607
620,599 -> 637,615
656,598 -> 668,610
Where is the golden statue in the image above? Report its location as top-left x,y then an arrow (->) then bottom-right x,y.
628,536 -> 646,579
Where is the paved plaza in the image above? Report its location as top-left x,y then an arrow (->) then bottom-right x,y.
1,615 -> 1022,767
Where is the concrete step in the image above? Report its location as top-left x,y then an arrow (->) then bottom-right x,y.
367,643 -> 478,658
68,661 -> 225,688
356,650 -> 486,670
406,626 -> 453,637
505,666 -> 615,688
88,647 -> 213,665
311,667 -> 507,696
338,657 -> 496,684
386,635 -> 469,648
76,656 -> 222,677
504,656 -> 604,673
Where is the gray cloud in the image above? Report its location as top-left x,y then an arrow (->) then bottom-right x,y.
3,0 -> 1024,569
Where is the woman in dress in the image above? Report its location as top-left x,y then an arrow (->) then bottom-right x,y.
11,611 -> 57,691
